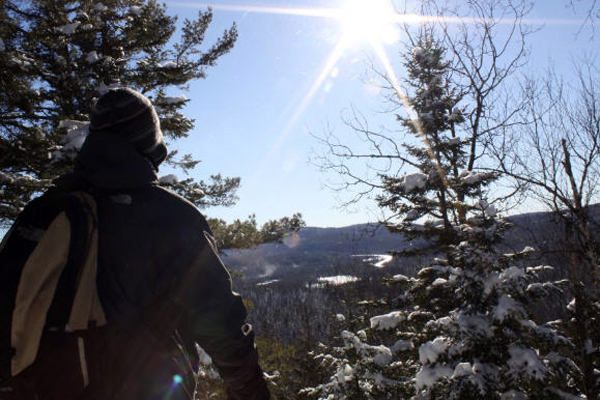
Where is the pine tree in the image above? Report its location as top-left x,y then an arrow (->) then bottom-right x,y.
0,0 -> 304,247
304,33 -> 581,400
376,33 -> 495,258
0,0 -> 237,225
208,213 -> 305,250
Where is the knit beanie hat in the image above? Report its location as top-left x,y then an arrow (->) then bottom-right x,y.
89,87 -> 168,170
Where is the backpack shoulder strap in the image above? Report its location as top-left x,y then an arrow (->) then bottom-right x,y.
9,189 -> 105,377
10,209 -> 72,376
66,191 -> 105,331
1,188 -> 70,380
44,190 -> 94,330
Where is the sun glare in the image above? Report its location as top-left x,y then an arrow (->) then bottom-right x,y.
338,0 -> 399,47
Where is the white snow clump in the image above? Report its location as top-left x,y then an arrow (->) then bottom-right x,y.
56,22 -> 81,35
567,298 -> 576,312
59,120 -> 89,151
160,94 -> 188,105
10,55 -> 34,68
476,199 -> 497,217
96,81 -> 121,95
526,265 -> 553,273
129,6 -> 143,15
419,337 -> 448,364
507,345 -> 547,380
431,277 -> 448,287
86,51 -> 100,63
493,294 -> 519,322
94,3 -> 109,12
499,266 -> 526,281
391,274 -> 409,282
451,362 -> 474,378
459,170 -> 483,185
159,174 -> 179,184
341,331 -> 393,367
397,172 -> 427,193
159,61 -> 178,69
370,311 -> 405,330
415,365 -> 453,389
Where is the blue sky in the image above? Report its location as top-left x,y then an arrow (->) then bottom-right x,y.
161,0 -> 597,228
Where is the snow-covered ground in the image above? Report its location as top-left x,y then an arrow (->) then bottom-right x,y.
353,254 -> 393,268
256,279 -> 280,287
309,275 -> 361,288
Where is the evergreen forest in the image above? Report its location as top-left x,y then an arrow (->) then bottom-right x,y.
1,0 -> 598,399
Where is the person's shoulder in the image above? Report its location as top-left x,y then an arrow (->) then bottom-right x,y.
147,184 -> 196,208
146,185 -> 209,226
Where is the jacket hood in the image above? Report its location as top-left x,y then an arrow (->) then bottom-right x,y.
74,133 -> 158,189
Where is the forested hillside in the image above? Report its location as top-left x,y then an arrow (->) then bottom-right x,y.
2,0 -> 599,399
223,205 -> 599,398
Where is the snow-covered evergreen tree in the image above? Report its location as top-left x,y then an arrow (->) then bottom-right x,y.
0,0 -> 238,224
303,33 -> 581,400
0,0 -> 304,248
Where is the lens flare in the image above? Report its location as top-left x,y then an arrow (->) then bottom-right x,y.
165,0 -> 584,197
282,232 -> 301,248
338,0 -> 399,47
172,374 -> 183,386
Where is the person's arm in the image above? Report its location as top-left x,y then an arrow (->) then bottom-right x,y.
173,230 -> 270,400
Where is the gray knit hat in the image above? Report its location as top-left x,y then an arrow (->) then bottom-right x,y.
89,87 -> 168,170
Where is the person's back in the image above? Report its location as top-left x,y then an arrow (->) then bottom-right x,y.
2,88 -> 270,400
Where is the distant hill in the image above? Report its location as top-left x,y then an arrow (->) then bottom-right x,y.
223,223 -> 410,281
224,204 -> 600,283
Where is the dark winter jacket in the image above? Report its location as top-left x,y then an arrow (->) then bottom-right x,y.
23,133 -> 268,399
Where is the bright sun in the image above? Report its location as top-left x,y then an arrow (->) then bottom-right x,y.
338,0 -> 399,47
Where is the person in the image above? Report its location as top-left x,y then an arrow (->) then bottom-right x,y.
4,87 -> 270,400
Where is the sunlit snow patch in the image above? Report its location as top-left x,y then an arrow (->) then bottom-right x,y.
507,345 -> 547,380
56,22 -> 81,35
94,3 -> 109,12
159,61 -> 179,69
353,254 -> 393,268
86,51 -> 100,63
493,294 -> 519,322
397,172 -> 427,193
52,120 -> 89,160
459,170 -> 483,185
158,174 -> 178,184
476,199 -> 497,217
370,311 -> 405,330
419,337 -> 448,364
315,275 -> 360,287
416,365 -> 452,389
257,279 -> 280,287
160,94 -> 188,105
130,6 -> 142,15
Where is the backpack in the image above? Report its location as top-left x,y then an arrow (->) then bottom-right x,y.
0,187 -> 106,398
